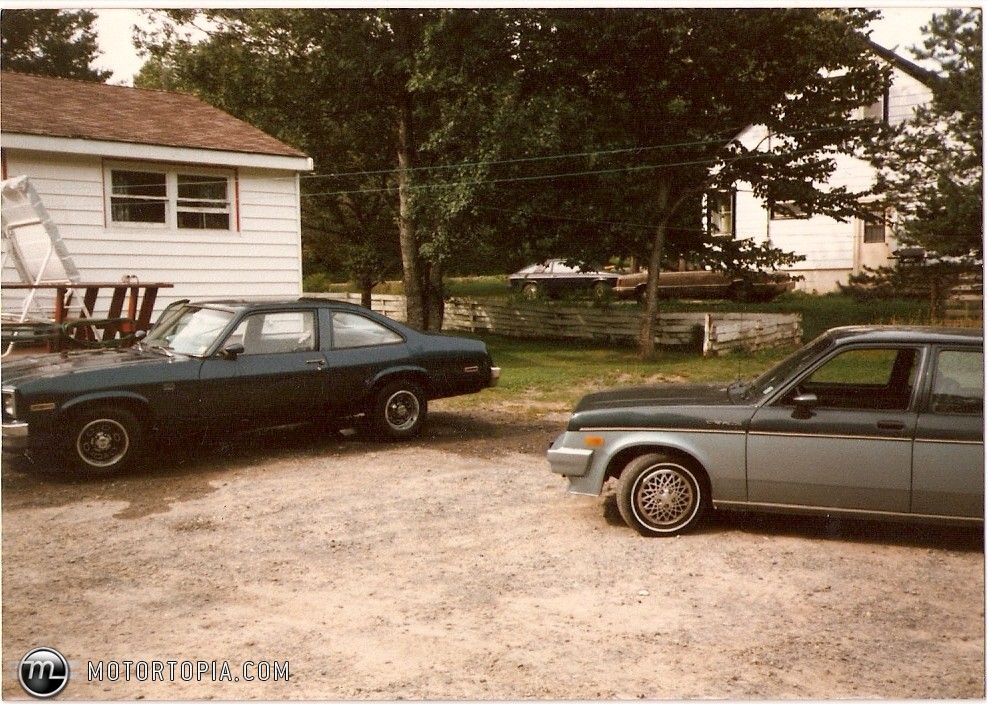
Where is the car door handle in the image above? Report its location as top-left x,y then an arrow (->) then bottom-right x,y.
305,358 -> 326,367
876,420 -> 905,430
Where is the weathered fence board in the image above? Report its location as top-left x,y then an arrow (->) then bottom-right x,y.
944,274 -> 984,324
312,293 -> 801,355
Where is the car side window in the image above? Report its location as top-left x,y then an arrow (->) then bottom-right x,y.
228,311 -> 316,355
790,347 -> 918,411
931,349 -> 984,416
331,312 -> 403,349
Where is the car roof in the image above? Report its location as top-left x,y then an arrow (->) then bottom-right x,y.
825,325 -> 983,346
183,297 -> 377,314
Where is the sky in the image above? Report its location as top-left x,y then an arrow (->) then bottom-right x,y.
87,5 -> 951,86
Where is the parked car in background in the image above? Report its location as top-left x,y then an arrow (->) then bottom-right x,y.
509,260 -> 620,300
2,298 -> 500,474
613,268 -> 794,302
548,326 -> 983,536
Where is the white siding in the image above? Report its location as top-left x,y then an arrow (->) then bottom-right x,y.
729,64 -> 928,292
2,149 -> 304,319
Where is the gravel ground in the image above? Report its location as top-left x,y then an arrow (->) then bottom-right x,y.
2,403 -> 984,700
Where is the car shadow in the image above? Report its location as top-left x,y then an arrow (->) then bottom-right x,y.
1,411 -> 558,517
600,494 -> 984,552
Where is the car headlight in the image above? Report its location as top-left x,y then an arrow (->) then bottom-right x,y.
2,388 -> 17,420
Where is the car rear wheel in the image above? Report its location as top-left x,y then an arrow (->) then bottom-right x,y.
728,281 -> 754,303
371,380 -> 427,439
63,406 -> 145,475
617,453 -> 707,536
521,282 -> 541,301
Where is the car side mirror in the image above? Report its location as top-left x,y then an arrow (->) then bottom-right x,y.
792,393 -> 818,419
221,343 -> 245,360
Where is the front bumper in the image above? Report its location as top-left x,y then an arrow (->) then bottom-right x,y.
2,420 -> 30,451
547,445 -> 593,477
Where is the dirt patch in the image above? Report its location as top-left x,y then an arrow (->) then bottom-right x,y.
2,403 -> 984,699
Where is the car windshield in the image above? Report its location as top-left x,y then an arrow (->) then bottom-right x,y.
743,333 -> 835,400
144,306 -> 235,357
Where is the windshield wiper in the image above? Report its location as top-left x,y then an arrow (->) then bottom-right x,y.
146,343 -> 174,358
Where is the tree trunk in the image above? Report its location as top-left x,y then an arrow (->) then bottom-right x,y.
638,180 -> 672,360
396,90 -> 426,331
425,260 -> 445,331
358,276 -> 375,310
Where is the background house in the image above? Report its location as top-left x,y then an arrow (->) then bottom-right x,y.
1,71 -> 313,318
719,46 -> 936,293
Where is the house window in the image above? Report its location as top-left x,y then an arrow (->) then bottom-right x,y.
769,201 -> 809,220
863,211 -> 887,243
107,165 -> 233,230
111,170 -> 167,224
862,86 -> 891,124
708,191 -> 735,237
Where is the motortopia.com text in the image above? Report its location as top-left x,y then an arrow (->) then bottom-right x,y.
87,660 -> 289,683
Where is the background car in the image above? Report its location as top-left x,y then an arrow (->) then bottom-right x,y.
509,260 -> 619,300
548,325 -> 984,536
2,298 -> 500,474
613,268 -> 794,302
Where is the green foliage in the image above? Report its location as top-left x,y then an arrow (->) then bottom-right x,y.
0,9 -> 110,81
870,8 -> 983,260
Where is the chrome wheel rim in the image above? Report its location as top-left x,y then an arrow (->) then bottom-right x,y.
385,390 -> 420,431
77,418 -> 129,468
634,466 -> 696,527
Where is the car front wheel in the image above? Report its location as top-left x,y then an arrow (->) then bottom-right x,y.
617,453 -> 707,536
63,406 -> 145,475
371,381 -> 427,439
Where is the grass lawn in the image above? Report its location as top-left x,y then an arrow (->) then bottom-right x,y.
315,274 -> 934,413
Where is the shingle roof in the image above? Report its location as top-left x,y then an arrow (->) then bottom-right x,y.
1,71 -> 307,159
867,40 -> 944,90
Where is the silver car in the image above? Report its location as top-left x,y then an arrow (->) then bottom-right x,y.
548,326 -> 984,536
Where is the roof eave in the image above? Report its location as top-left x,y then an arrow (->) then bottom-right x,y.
2,132 -> 314,172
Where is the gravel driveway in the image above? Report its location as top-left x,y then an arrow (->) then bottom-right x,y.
2,403 -> 984,699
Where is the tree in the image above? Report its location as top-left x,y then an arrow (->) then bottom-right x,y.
136,9 -> 520,331
499,9 -> 888,357
871,8 -> 983,260
1,9 -> 110,81
137,10 -> 889,347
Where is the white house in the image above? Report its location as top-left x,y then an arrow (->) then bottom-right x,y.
717,45 -> 936,293
1,71 -> 313,316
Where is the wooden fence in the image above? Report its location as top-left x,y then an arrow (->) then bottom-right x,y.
313,293 -> 801,355
943,273 -> 984,325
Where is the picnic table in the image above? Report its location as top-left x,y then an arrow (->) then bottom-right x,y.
2,281 -> 174,351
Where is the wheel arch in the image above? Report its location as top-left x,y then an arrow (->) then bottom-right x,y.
604,443 -> 712,500
367,368 -> 432,401
59,392 -> 153,427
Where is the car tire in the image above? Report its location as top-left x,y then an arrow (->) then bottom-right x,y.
728,281 -> 754,303
521,282 -> 542,301
63,406 -> 145,475
371,380 -> 427,439
591,281 -> 612,301
617,453 -> 707,536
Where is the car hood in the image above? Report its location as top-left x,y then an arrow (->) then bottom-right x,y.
574,383 -> 733,412
567,382 -> 753,431
1,347 -> 180,387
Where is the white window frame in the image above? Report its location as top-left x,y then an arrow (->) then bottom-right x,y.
707,190 -> 736,238
769,200 -> 809,221
104,162 -> 237,232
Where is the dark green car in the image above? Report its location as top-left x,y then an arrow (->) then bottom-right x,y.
549,326 -> 983,536
2,298 -> 500,474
